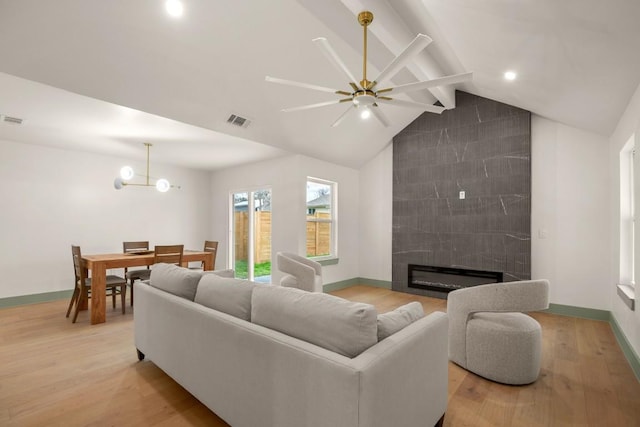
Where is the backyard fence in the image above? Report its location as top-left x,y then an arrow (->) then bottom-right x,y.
233,212 -> 330,261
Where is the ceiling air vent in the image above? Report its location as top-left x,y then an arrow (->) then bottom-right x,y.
226,113 -> 251,129
1,115 -> 24,125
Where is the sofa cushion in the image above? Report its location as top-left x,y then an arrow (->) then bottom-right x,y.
149,263 -> 203,301
377,301 -> 425,341
251,285 -> 378,358
202,268 -> 236,278
195,274 -> 257,321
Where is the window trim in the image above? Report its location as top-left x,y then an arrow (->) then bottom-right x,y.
306,177 -> 337,261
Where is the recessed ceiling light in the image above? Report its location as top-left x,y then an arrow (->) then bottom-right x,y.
165,0 -> 184,17
504,71 -> 517,81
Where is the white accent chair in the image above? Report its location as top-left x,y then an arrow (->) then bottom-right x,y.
447,279 -> 550,385
276,252 -> 323,292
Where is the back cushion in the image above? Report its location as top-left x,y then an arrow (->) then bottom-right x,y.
202,268 -> 236,278
195,274 -> 257,321
377,301 -> 424,341
251,286 -> 378,358
149,263 -> 203,301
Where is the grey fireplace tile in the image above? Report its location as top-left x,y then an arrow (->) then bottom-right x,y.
478,114 -> 530,140
477,97 -> 529,122
446,124 -> 479,146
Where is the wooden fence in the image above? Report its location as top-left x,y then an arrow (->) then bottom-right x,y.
234,211 -> 330,262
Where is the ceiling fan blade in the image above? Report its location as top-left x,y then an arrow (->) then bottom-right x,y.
331,105 -> 355,127
282,99 -> 350,113
370,106 -> 389,127
371,34 -> 432,88
265,76 -> 351,95
375,97 -> 445,114
377,72 -> 473,95
313,37 -> 360,88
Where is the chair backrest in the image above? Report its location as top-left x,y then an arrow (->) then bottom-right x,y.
203,240 -> 218,269
154,244 -> 184,266
71,245 -> 86,289
123,241 -> 149,253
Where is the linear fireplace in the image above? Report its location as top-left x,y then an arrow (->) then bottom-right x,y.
408,264 -> 503,297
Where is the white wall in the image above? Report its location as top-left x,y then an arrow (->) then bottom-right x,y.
531,117 -> 611,309
357,115 -> 612,310
358,143 -> 393,281
0,140 -> 212,299
209,154 -> 360,286
609,81 -> 640,358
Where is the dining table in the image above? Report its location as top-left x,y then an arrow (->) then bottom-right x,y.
81,250 -> 214,324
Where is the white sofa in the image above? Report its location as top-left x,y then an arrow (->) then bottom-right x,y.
134,264 -> 449,427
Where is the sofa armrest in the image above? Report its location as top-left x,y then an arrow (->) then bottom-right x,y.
352,312 -> 449,427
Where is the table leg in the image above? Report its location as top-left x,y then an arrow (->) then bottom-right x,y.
90,262 -> 106,324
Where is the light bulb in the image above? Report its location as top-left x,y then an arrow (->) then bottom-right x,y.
156,178 -> 171,192
504,71 -> 517,81
165,0 -> 184,17
360,108 -> 371,119
120,166 -> 134,180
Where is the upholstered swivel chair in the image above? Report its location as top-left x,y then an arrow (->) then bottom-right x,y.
447,279 -> 550,385
276,252 -> 323,292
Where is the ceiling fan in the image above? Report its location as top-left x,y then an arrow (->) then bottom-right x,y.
266,11 -> 472,127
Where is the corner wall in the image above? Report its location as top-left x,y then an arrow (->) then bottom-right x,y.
209,154 -> 360,286
609,81 -> 640,359
0,139 -> 212,299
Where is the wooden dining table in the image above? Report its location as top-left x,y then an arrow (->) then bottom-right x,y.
82,250 -> 214,324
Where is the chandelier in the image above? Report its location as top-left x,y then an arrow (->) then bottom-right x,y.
113,143 -> 179,192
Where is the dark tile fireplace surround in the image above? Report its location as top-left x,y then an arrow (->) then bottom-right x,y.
392,91 -> 531,299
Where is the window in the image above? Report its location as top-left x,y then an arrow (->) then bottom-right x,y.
306,178 -> 337,259
620,137 -> 635,286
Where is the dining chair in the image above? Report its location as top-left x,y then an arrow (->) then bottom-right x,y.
66,245 -> 128,323
123,241 -> 152,306
154,244 -> 184,266
190,240 -> 218,270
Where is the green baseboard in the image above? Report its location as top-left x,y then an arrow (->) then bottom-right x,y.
323,278 -> 360,292
323,277 -> 392,292
544,303 -> 611,321
0,289 -> 73,309
610,315 -> 640,381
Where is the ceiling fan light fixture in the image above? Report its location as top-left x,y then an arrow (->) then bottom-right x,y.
360,108 -> 371,120
265,10 -> 473,126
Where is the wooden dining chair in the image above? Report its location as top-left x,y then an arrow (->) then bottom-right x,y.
190,240 -> 218,270
66,245 -> 128,323
153,244 -> 184,266
123,241 -> 151,306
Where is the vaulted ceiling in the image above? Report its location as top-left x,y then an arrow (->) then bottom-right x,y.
1,0 -> 639,170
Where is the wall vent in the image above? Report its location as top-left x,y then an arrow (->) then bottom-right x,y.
1,115 -> 24,125
226,114 -> 251,129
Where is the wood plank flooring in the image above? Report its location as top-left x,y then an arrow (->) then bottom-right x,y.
1,285 -> 639,426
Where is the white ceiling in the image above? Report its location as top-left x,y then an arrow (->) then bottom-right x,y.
0,0 -> 639,170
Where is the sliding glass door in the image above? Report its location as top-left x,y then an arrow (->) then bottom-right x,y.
230,189 -> 272,282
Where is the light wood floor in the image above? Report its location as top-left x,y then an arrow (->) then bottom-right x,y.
1,285 -> 639,426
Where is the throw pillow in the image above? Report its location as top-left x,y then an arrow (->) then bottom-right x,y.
377,301 -> 424,341
195,274 -> 258,321
251,285 -> 378,358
